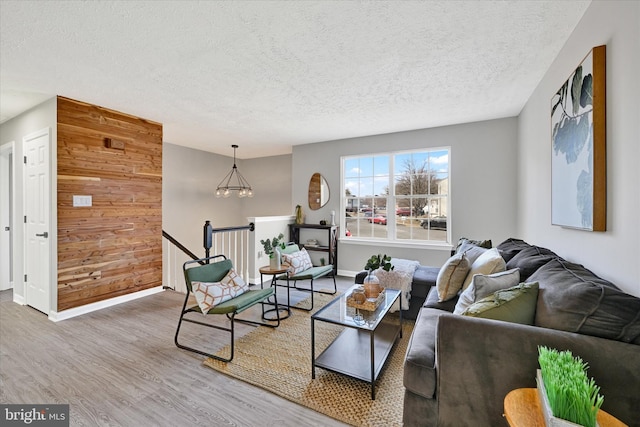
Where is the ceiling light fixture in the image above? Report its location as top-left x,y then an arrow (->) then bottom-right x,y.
215,144 -> 254,198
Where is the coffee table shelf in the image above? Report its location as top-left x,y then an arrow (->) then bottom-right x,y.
311,286 -> 402,400
315,321 -> 399,383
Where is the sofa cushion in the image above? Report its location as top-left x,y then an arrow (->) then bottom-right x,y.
506,246 -> 558,281
424,285 -> 458,312
412,266 -> 439,296
436,252 -> 470,301
530,258 -> 640,344
453,268 -> 520,314
496,238 -> 532,263
461,248 -> 506,290
404,308 -> 442,399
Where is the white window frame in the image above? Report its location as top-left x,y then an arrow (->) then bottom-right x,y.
340,147 -> 451,249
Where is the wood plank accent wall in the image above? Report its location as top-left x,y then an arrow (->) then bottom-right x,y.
57,96 -> 163,311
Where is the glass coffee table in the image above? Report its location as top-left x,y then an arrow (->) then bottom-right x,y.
311,285 -> 402,400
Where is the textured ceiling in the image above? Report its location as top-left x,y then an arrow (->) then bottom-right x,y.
0,1 -> 590,158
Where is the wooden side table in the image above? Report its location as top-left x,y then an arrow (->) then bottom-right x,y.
259,265 -> 291,320
504,388 -> 628,427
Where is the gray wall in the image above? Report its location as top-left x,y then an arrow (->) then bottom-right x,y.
162,142 -> 292,256
517,0 -> 639,297
0,97 -> 57,302
241,155 -> 293,218
292,117 -> 519,274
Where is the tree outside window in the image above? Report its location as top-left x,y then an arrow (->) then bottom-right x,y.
342,148 -> 449,244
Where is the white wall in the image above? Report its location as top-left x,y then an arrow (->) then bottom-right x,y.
241,155 -> 293,218
248,215 -> 295,283
0,142 -> 15,291
0,97 -> 57,304
517,1 -> 639,296
292,117 -> 519,274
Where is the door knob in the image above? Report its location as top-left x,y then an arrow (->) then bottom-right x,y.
4,226 -> 9,231
36,232 -> 49,238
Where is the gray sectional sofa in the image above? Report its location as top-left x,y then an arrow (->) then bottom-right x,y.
402,238 -> 640,427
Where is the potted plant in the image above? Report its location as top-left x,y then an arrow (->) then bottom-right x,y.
362,254 -> 394,298
537,346 -> 604,427
364,254 -> 394,272
260,233 -> 286,269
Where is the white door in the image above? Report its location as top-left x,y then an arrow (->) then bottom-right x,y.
24,129 -> 50,314
0,142 -> 13,291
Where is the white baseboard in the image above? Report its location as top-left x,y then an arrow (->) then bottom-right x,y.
338,269 -> 358,278
48,286 -> 165,322
13,293 -> 25,305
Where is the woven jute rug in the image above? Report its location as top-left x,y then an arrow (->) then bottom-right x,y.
203,292 -> 414,427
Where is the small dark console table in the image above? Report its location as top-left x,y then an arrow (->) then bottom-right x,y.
288,223 -> 338,274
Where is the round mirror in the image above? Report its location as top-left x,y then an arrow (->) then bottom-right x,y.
308,173 -> 330,210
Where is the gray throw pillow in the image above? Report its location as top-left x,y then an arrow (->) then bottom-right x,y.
496,238 -> 532,263
454,268 -> 520,314
505,246 -> 557,281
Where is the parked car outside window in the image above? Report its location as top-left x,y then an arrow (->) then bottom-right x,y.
368,215 -> 387,225
421,217 -> 447,230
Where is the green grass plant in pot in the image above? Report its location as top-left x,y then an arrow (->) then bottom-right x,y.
537,346 -> 604,427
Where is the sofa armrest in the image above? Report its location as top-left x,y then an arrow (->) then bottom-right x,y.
435,314 -> 640,427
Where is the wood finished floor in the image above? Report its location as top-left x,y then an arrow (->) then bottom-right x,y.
0,276 -> 355,427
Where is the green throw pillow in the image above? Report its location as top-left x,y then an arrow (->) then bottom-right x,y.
461,282 -> 539,325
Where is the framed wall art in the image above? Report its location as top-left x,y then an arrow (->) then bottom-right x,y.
551,45 -> 606,231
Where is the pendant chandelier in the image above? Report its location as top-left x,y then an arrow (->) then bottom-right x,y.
215,144 -> 254,198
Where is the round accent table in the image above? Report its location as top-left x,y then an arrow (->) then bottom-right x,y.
504,388 -> 626,427
259,265 -> 291,320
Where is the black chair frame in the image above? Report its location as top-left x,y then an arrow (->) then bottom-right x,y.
175,255 -> 280,362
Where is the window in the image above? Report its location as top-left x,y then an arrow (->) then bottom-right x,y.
342,148 -> 450,245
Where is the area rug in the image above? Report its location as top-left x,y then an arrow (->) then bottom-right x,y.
203,292 -> 414,427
